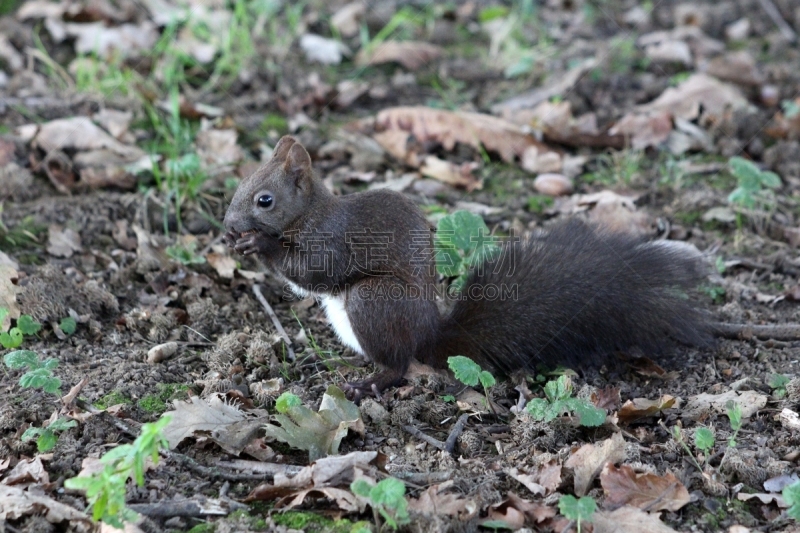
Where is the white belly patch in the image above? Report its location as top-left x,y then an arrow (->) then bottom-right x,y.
320,295 -> 364,355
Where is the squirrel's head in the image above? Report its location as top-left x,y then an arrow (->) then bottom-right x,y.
223,135 -> 316,238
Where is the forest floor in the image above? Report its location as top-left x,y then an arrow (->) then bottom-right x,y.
1,0 -> 800,532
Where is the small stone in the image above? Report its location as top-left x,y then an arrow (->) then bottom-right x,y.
760,85 -> 780,107
725,18 -> 750,41
533,173 -> 573,196
147,342 -> 178,364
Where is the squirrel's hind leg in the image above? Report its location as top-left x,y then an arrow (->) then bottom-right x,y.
341,277 -> 439,401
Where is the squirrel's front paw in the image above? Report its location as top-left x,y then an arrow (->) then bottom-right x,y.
223,231 -> 239,248
233,233 -> 265,255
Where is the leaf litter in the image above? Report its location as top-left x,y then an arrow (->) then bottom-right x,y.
1,0 -> 800,531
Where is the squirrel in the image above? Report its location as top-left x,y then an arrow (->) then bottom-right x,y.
223,135 -> 716,399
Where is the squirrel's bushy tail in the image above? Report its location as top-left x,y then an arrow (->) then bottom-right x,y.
433,219 -> 713,374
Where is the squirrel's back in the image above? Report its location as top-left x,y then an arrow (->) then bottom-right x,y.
430,219 -> 712,374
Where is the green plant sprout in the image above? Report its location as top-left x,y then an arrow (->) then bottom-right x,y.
448,355 -> 496,409
4,350 -> 61,395
0,308 -> 41,349
727,156 -> 781,210
59,316 -> 77,335
784,479 -> 800,520
768,374 -> 790,399
350,477 -> 410,530
558,494 -> 596,533
65,416 -> 171,528
524,375 -> 606,427
665,423 -> 704,474
22,417 -> 77,452
694,427 -> 715,456
166,241 -> 206,265
726,400 -> 743,447
435,210 -> 500,294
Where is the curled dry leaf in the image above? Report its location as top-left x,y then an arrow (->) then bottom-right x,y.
486,493 -> 556,528
207,253 -> 237,279
0,485 -> 94,531
601,464 -> 691,512
354,106 -> 558,173
1,457 -> 50,486
737,492 -> 787,508
196,128 -> 243,167
408,480 -> 478,519
617,395 -> 677,425
565,432 -> 626,496
356,41 -> 443,71
420,156 -> 481,191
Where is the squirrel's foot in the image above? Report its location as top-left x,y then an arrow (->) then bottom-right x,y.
344,371 -> 404,404
232,232 -> 271,256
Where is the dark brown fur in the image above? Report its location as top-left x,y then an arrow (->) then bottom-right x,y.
224,136 -> 711,397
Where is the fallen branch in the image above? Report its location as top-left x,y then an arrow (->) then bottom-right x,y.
713,323 -> 800,341
253,284 -> 296,361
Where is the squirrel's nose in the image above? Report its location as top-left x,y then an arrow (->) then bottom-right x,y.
222,208 -> 240,233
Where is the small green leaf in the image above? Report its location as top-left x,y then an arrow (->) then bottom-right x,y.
768,373 -> 790,390
370,477 -> 406,506
448,355 -> 482,387
694,427 -> 715,453
726,401 -> 742,431
524,398 -> 550,421
572,400 -> 606,427
42,358 -> 59,371
434,244 -> 463,278
759,170 -> 781,188
37,430 -> 57,452
559,494 -> 597,522
784,481 -> 800,520
21,427 -> 43,442
350,479 -> 373,498
60,317 -> 78,335
0,307 -> 8,331
48,417 -> 78,432
275,392 -> 302,413
0,328 -> 23,348
441,394 -> 456,403
478,370 -> 496,389
4,350 -> 39,369
17,315 -> 41,335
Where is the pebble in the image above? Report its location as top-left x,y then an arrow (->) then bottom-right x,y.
533,173 -> 573,196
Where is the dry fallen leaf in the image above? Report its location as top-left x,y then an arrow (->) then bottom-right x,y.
207,253 -> 237,279
0,484 -> 94,530
737,492 -> 787,508
47,225 -> 82,258
419,156 -> 481,191
565,432 -> 626,496
408,480 -> 478,519
617,396 -> 677,424
356,41 -> 443,71
196,128 -> 243,167
592,505 -> 678,533
683,390 -> 767,420
355,106 -> 558,171
485,493 -> 556,528
601,464 -> 691,512
0,265 -> 20,330
33,117 -> 145,159
1,457 -> 49,486
161,393 -> 247,449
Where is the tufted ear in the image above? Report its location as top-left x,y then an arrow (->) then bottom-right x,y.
284,142 -> 313,191
271,135 -> 297,162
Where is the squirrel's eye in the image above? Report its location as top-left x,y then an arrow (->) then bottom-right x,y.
257,194 -> 274,208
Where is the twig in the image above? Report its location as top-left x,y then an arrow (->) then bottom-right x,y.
756,0 -> 797,42
215,459 -> 303,477
169,453 -> 276,482
713,322 -> 800,341
128,497 -> 247,518
403,425 -> 447,451
444,414 -> 471,454
253,284 -> 296,361
75,399 -> 141,437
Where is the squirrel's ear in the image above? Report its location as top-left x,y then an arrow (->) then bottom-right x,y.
284,143 -> 313,190
272,135 -> 297,162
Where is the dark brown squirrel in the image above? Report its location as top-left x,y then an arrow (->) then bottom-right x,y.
223,135 -> 714,399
